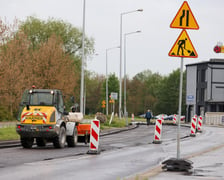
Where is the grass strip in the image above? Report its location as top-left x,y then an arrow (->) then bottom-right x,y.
0,127 -> 20,141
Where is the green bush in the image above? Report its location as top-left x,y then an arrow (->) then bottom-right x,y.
85,115 -> 128,129
0,106 -> 14,122
103,117 -> 127,128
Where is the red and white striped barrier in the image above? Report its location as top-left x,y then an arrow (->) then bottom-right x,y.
87,119 -> 100,154
153,119 -> 162,144
190,115 -> 197,137
197,115 -> 203,132
131,113 -> 135,121
21,111 -> 47,123
173,114 -> 177,124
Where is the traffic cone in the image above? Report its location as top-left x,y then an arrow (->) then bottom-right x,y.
87,119 -> 100,154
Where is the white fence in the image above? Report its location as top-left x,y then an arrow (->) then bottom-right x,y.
205,112 -> 224,126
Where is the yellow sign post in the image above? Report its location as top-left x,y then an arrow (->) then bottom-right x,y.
170,1 -> 199,30
168,30 -> 198,58
164,1 -> 199,171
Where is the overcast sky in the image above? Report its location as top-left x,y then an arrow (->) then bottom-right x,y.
1,0 -> 224,78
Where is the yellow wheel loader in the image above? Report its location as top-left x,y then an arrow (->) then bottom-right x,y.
16,89 -> 78,148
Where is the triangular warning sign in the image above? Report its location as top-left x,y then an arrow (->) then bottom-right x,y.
168,30 -> 198,58
170,1 -> 199,30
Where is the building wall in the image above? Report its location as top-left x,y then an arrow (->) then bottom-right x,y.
186,66 -> 197,106
186,59 -> 224,123
196,63 -> 208,115
210,65 -> 224,102
207,66 -> 212,101
186,65 -> 197,121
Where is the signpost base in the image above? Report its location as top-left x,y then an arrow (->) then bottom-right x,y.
162,158 -> 193,172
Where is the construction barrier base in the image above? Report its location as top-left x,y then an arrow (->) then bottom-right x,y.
190,134 -> 196,137
87,149 -> 101,155
162,158 -> 193,172
153,140 -> 162,144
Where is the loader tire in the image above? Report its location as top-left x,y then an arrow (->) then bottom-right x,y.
67,127 -> 78,147
53,126 -> 66,148
21,137 -> 34,149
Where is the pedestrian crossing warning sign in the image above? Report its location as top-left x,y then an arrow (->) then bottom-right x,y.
170,1 -> 199,30
168,30 -> 198,58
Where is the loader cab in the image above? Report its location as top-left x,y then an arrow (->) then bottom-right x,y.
29,90 -> 54,106
18,89 -> 65,121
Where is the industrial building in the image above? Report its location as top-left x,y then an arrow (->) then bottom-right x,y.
186,59 -> 224,123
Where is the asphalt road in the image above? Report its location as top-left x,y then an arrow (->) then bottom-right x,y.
1,123 -> 224,180
0,124 -> 194,180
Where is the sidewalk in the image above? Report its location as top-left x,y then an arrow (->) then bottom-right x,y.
131,125 -> 224,180
149,144 -> 224,179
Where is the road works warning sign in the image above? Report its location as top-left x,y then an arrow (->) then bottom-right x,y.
170,1 -> 199,30
168,30 -> 198,58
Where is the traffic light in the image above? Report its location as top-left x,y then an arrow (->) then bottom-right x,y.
214,45 -> 221,53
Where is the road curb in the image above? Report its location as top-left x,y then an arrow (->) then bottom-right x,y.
100,124 -> 138,136
0,124 -> 139,148
0,140 -> 21,149
0,123 -> 193,149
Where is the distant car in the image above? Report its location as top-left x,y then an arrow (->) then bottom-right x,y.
155,114 -> 168,120
163,114 -> 185,121
163,115 -> 174,120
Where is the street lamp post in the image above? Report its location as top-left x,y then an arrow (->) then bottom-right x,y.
106,46 -> 120,116
124,30 -> 141,126
80,0 -> 86,114
119,9 -> 143,119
